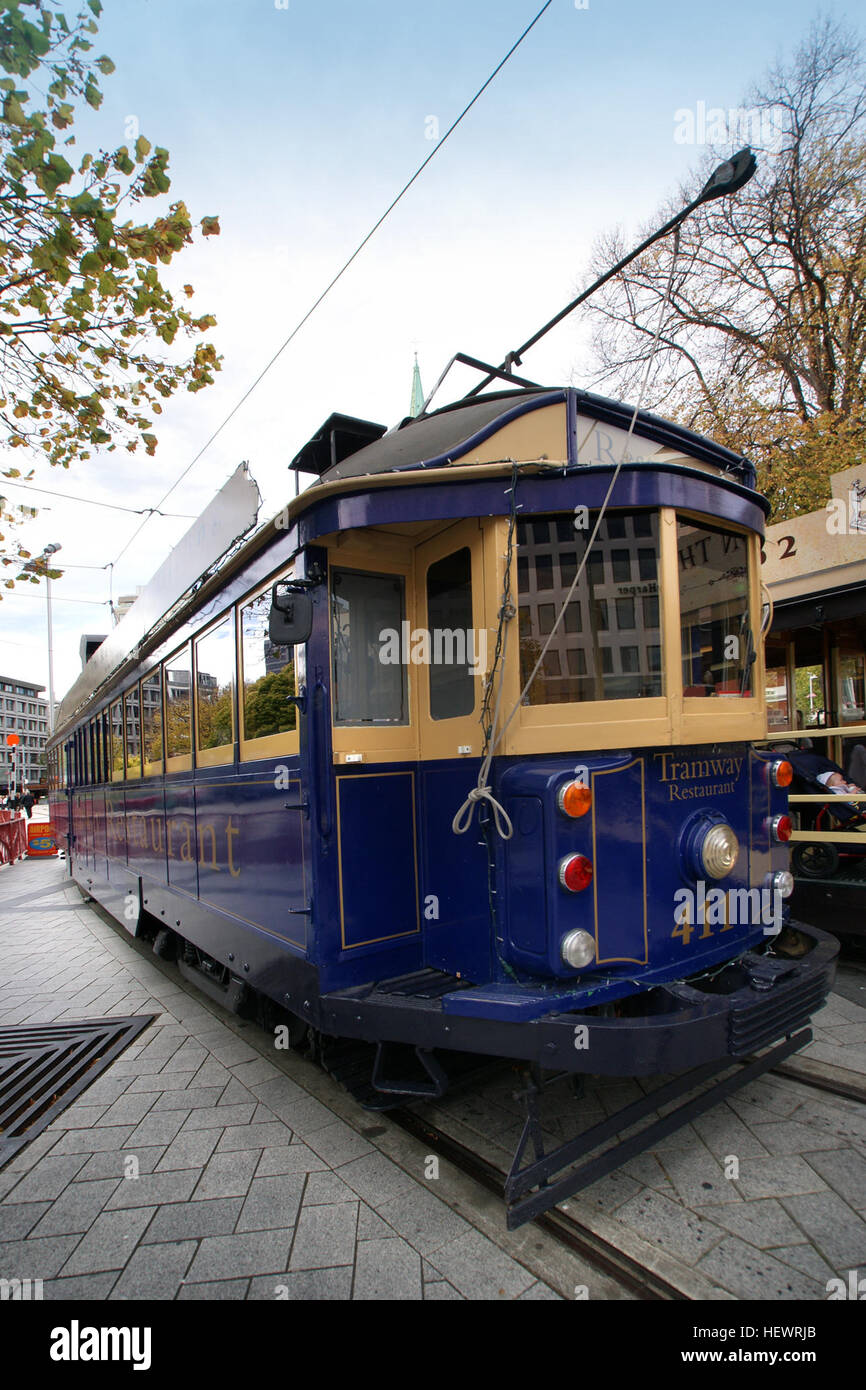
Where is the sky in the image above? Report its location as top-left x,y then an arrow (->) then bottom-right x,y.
0,0 -> 860,704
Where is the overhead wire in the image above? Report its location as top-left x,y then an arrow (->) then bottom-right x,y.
108,0 -> 555,572
0,477 -> 195,519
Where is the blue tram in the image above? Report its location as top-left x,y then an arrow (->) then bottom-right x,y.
47,385 -> 838,1223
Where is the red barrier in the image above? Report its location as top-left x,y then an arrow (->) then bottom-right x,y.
0,817 -> 28,866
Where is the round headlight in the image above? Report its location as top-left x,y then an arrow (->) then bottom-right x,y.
700,823 -> 740,879
561,929 -> 596,969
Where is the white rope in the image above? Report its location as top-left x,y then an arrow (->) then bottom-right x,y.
452,610 -> 514,838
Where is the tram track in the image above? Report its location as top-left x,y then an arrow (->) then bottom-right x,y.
389,1106 -> 685,1300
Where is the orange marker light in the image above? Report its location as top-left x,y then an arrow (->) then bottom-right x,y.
557,780 -> 592,818
772,760 -> 793,788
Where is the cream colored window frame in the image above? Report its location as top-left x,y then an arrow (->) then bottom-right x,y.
163,645 -> 193,774
140,668 -> 165,778
238,567 -> 300,763
194,613 -> 237,769
327,535 -> 419,765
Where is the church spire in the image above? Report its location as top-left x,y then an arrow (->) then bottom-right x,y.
409,352 -> 424,418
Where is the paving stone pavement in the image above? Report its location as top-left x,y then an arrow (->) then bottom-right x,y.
0,857 -> 605,1301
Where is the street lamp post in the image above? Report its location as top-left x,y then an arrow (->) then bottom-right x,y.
40,543 -> 62,734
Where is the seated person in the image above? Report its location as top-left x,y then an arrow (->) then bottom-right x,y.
786,749 -> 864,796
846,743 -> 866,790
782,749 -> 866,831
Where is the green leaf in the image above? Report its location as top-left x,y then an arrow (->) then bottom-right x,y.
39,153 -> 74,196
3,94 -> 28,126
84,81 -> 101,110
135,134 -> 151,162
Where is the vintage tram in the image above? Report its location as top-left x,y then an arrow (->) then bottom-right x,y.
47,384 -> 838,1224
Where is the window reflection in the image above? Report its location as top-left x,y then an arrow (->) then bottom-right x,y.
196,619 -> 235,751
517,511 -> 663,704
241,591 -> 296,740
678,519 -> 753,696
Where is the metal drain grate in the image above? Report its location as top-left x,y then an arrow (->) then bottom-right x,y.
0,1015 -> 154,1167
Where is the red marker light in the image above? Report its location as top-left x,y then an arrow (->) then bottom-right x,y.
771,760 -> 793,788
772,814 -> 792,843
558,854 -> 593,893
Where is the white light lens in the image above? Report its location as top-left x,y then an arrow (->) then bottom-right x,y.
771,870 -> 794,899
700,824 -> 740,879
561,929 -> 596,969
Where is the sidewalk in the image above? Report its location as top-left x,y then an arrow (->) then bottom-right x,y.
0,855 -> 621,1301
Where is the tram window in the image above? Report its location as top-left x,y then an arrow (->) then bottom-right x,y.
89,719 -> 100,784
141,671 -> 164,771
164,649 -> 192,759
838,652 -> 865,725
101,709 -> 110,780
765,645 -> 790,730
677,519 -> 753,696
517,511 -> 662,703
426,547 -> 475,720
331,568 -> 408,725
109,699 -> 124,778
240,591 -> 296,740
795,662 -> 825,728
124,688 -> 142,778
195,617 -> 235,751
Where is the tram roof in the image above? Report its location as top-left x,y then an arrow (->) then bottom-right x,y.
309,386 -> 756,488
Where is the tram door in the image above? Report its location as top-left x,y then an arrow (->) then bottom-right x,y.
414,521 -> 491,980
327,546 -> 421,963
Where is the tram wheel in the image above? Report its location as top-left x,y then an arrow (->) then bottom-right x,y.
792,842 -> 840,879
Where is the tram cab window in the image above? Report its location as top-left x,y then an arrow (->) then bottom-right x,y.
195,617 -> 235,751
141,671 -> 164,772
124,688 -> 142,778
331,568 -> 408,725
109,699 -> 124,780
164,648 -> 192,760
427,547 -> 474,720
765,643 -> 791,731
517,510 -> 663,704
678,519 -> 753,696
240,591 -> 296,740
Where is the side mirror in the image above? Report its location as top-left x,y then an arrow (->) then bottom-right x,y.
269,582 -> 313,646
